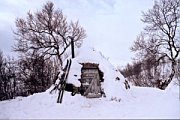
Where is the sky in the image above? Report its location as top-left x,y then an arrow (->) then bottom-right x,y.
0,0 -> 154,67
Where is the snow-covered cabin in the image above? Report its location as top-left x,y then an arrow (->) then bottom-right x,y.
66,46 -> 130,101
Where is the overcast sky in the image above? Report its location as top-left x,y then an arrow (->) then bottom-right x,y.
0,0 -> 154,66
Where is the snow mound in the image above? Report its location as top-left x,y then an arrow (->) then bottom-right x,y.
66,46 -> 131,101
165,79 -> 180,97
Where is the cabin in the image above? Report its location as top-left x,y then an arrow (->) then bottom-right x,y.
78,63 -> 104,98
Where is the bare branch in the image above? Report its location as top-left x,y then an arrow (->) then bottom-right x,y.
13,1 -> 86,66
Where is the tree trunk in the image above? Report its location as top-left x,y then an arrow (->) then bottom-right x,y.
57,54 -> 63,69
13,78 -> 16,99
161,61 -> 176,90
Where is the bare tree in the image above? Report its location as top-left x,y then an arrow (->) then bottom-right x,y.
0,50 -> 17,100
17,54 -> 56,95
131,0 -> 180,89
14,1 -> 86,67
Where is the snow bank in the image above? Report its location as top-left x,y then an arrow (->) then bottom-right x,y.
1,85 -> 179,119
165,79 -> 180,100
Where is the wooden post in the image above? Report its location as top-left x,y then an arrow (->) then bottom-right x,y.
71,38 -> 75,58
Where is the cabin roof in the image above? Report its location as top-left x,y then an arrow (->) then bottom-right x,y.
81,63 -> 99,69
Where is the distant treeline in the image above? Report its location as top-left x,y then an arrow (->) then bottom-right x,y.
0,50 -> 59,101
119,58 -> 180,89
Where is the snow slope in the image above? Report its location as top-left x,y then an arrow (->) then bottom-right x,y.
0,47 -> 179,119
0,86 -> 179,119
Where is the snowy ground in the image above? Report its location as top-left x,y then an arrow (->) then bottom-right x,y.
0,85 -> 179,119
0,47 -> 179,119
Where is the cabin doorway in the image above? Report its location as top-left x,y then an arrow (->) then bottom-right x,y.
79,63 -> 105,98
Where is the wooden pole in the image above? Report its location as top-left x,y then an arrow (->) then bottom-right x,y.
71,38 -> 75,58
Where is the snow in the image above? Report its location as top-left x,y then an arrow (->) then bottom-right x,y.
166,79 -> 179,93
0,86 -> 179,119
0,47 -> 179,119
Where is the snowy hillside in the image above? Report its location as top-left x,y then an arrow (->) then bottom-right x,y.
0,47 -> 179,119
0,86 -> 179,119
